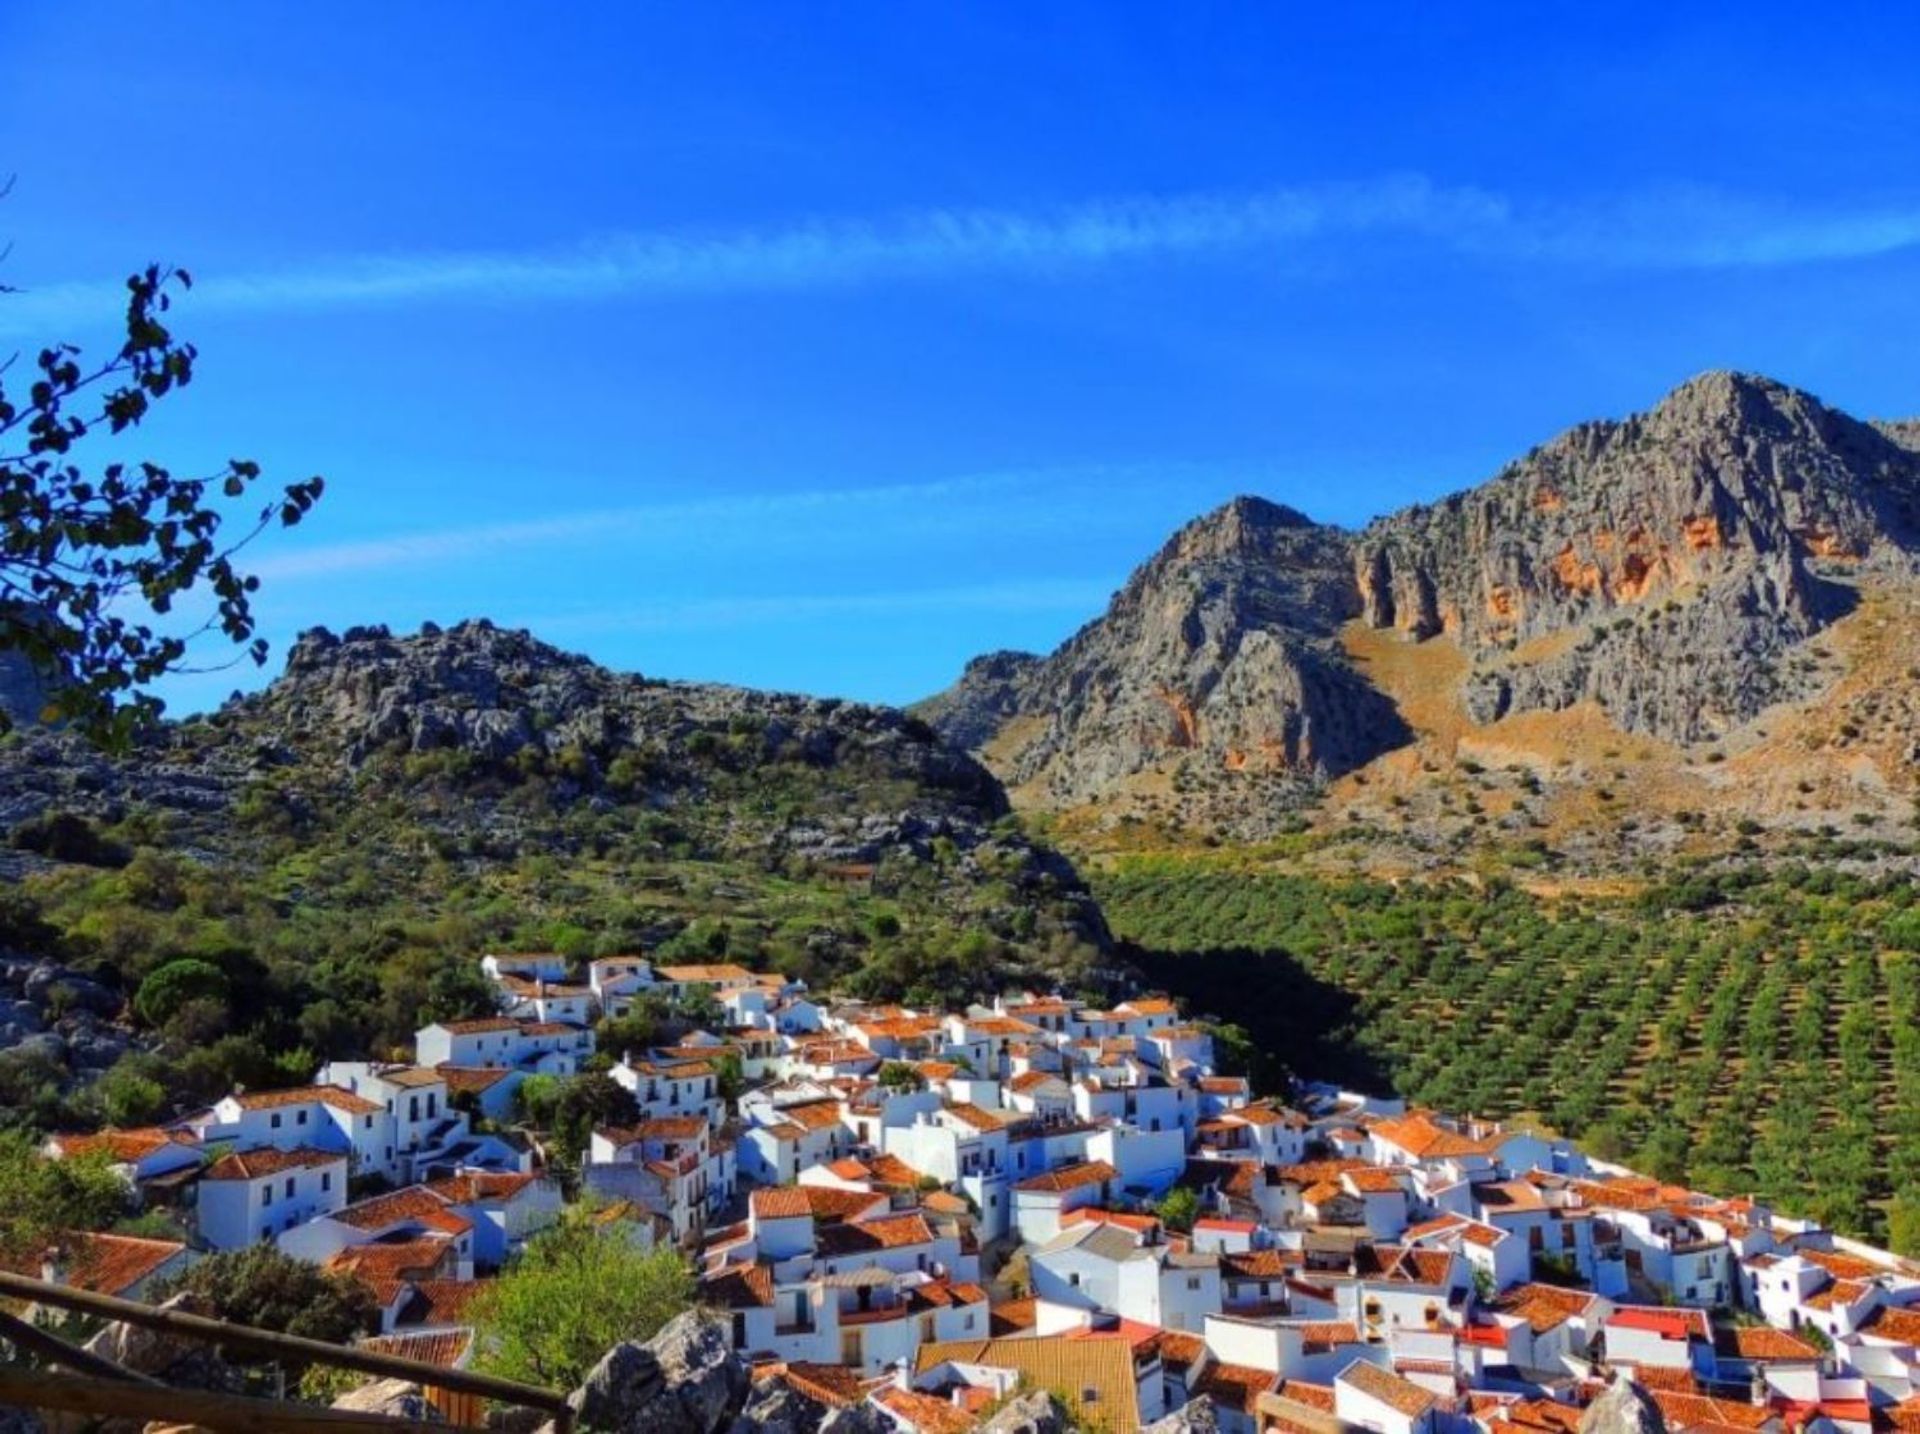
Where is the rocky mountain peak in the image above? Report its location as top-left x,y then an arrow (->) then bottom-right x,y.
923,371 -> 1920,836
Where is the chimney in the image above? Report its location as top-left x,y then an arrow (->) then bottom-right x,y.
893,1358 -> 913,1392
40,1245 -> 65,1287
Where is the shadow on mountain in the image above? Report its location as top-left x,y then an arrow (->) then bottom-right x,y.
1125,940 -> 1397,1098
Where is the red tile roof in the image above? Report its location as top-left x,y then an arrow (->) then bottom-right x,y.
202,1146 -> 343,1181
5,1232 -> 186,1296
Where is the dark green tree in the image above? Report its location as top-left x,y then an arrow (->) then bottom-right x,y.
1,260 -> 323,745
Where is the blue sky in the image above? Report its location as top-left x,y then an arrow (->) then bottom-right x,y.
4,6 -> 1919,712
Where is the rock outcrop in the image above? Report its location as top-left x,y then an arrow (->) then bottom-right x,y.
976,1390 -> 1072,1434
1577,1378 -> 1666,1434
924,372 -> 1920,834
564,1310 -> 749,1434
1144,1396 -> 1221,1434
331,1379 -> 444,1422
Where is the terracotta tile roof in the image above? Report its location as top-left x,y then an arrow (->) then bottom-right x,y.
360,1328 -> 474,1369
1118,998 -> 1178,1016
868,1153 -> 932,1189
989,1296 -> 1037,1335
1648,1390 -> 1773,1431
1143,1328 -> 1206,1370
1885,1397 -> 1920,1434
874,1386 -> 975,1434
1278,1159 -> 1369,1185
944,1103 -> 1006,1131
1629,1366 -> 1700,1395
1345,1167 -> 1408,1195
772,1361 -> 864,1408
230,1084 -> 383,1115
915,1336 -> 1140,1432
656,963 -> 757,983
433,1065 -> 512,1093
1199,1076 -> 1250,1094
402,1278 -> 492,1325
781,1100 -> 846,1132
821,1157 -> 871,1179
6,1232 -> 186,1296
816,1213 -> 934,1256
1015,1160 -> 1115,1194
799,1186 -> 886,1222
751,1187 -> 813,1219
1714,1325 -> 1822,1361
1803,1277 -> 1869,1312
334,1186 -> 472,1237
1221,1249 -> 1296,1280
431,1017 -> 518,1035
701,1264 -> 774,1309
1339,1358 -> 1438,1418
47,1127 -> 195,1163
1274,1379 -> 1337,1413
1799,1248 -> 1882,1281
202,1146 -> 343,1181
1351,1243 -> 1454,1286
1504,1397 -> 1584,1433
1195,1362 -> 1278,1414
423,1171 -> 539,1204
1370,1113 -> 1499,1161
1292,1321 -> 1362,1351
1493,1283 -> 1599,1334
1859,1304 -> 1920,1345
1608,1306 -> 1712,1342
327,1237 -> 455,1290
1009,1070 -> 1067,1094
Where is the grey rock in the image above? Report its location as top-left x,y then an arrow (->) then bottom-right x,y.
815,1405 -> 892,1434
332,1378 -> 445,1422
1145,1396 -> 1221,1434
568,1309 -> 747,1434
82,1292 -> 247,1393
977,1390 -> 1071,1434
1578,1378 -> 1666,1434
923,371 -> 1920,837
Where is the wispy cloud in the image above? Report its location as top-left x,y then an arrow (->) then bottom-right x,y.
9,176 -> 1917,334
530,578 -> 1115,637
251,461 -> 1193,581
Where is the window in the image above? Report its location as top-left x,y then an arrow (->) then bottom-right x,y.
270,1113 -> 282,1130
321,1172 -> 332,1192
1187,1276 -> 1201,1291
297,1110 -> 308,1126
284,1177 -> 295,1198
261,1186 -> 273,1207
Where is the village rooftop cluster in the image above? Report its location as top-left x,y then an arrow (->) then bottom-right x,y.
30,954 -> 1920,1434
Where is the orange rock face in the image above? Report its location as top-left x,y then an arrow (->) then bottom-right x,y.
1533,486 -> 1564,512
1798,526 -> 1861,559
1682,514 -> 1724,551
1154,686 -> 1200,748
1550,544 -> 1605,595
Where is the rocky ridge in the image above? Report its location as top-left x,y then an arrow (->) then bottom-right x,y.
921,372 -> 1920,839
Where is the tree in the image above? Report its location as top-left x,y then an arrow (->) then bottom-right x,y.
152,1245 -> 375,1353
92,1062 -> 167,1127
470,1211 -> 696,1390
548,1073 -> 639,1166
132,957 -> 228,1028
876,1060 -> 924,1093
1,260 -> 324,745
0,1131 -> 131,1260
1153,1185 -> 1200,1234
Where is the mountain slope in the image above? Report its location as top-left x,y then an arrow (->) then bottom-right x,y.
924,372 -> 1920,847
0,621 -> 1112,1089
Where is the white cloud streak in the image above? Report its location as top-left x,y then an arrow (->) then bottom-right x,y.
529,578 -> 1116,636
250,462 -> 1172,581
7,176 -> 1917,335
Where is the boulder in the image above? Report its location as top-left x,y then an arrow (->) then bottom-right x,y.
567,1310 -> 747,1434
1578,1378 -> 1666,1434
332,1378 -> 445,1422
82,1293 -> 246,1393
1146,1396 -> 1222,1434
978,1390 -> 1070,1434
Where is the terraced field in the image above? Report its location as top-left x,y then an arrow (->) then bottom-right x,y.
1093,856 -> 1920,1253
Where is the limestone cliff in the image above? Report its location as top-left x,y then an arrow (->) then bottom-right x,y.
922,372 -> 1920,835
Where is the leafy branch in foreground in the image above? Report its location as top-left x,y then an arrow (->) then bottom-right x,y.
1,260 -> 323,746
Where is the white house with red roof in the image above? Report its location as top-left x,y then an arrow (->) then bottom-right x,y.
198,1147 -> 348,1249
278,1182 -> 477,1280
195,1084 -> 395,1181
43,1126 -> 203,1189
413,1017 -> 590,1073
